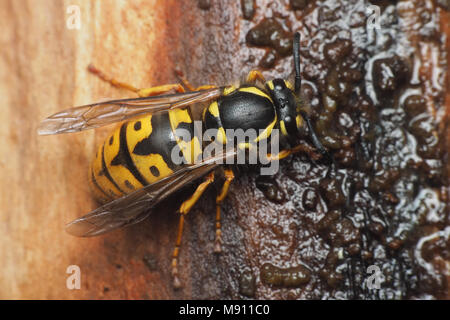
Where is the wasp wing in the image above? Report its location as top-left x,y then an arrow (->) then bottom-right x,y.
65,149 -> 236,237
38,87 -> 223,135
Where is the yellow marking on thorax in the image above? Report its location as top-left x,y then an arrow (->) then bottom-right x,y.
238,86 -> 273,102
208,101 -> 220,117
296,114 -> 303,129
237,142 -> 254,150
216,127 -> 227,145
279,120 -> 288,136
203,102 -> 227,145
223,86 -> 237,95
205,101 -> 228,145
255,115 -> 277,142
202,107 -> 208,122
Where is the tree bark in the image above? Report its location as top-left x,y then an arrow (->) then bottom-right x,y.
0,0 -> 448,299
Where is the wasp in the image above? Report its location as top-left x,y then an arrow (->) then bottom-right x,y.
38,33 -> 330,287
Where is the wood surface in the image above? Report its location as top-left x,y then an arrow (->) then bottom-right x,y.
0,0 -> 448,300
0,0 -> 243,299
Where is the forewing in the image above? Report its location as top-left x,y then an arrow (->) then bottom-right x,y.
38,87 -> 222,135
65,149 -> 236,237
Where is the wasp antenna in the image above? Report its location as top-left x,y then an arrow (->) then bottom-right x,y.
293,32 -> 301,95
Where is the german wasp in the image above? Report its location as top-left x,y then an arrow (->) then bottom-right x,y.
38,33 -> 330,287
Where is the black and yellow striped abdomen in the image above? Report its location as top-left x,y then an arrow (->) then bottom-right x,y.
89,108 -> 202,203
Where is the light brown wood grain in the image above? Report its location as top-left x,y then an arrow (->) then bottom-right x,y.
0,0 -> 229,299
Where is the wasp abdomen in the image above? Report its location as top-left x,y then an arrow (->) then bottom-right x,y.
89,108 -> 201,203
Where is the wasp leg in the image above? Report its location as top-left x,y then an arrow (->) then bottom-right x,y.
266,142 -> 321,162
137,84 -> 185,97
88,64 -> 185,97
171,171 -> 215,289
174,69 -> 216,91
214,168 -> 235,253
246,69 -> 266,84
